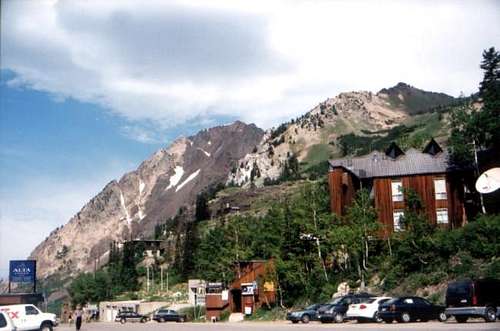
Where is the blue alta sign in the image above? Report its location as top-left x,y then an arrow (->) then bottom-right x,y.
9,260 -> 36,283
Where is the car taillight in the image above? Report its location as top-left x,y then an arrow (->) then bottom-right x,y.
390,304 -> 396,312
360,305 -> 367,309
472,283 -> 477,305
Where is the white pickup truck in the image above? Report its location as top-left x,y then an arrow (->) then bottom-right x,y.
0,305 -> 57,331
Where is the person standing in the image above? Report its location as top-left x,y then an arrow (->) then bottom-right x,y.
74,305 -> 83,331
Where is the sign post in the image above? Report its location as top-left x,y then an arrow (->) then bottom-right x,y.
9,260 -> 37,293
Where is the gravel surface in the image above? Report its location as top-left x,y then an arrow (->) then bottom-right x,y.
55,320 -> 500,331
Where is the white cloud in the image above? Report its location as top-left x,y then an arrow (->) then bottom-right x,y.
2,0 -> 499,132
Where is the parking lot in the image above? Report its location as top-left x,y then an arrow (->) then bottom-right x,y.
55,320 -> 500,331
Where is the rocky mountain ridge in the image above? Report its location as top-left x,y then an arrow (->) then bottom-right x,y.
227,83 -> 455,187
30,83 -> 455,279
29,121 -> 263,278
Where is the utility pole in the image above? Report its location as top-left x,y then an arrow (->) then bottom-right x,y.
146,266 -> 150,293
473,140 -> 487,214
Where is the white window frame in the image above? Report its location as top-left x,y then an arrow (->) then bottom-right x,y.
391,180 -> 404,202
436,208 -> 449,224
393,210 -> 404,232
434,178 -> 447,200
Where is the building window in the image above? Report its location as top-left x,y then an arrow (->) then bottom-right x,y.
434,178 -> 447,200
391,180 -> 404,202
436,208 -> 449,224
393,210 -> 404,232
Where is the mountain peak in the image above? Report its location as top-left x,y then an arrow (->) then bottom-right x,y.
377,82 -> 455,115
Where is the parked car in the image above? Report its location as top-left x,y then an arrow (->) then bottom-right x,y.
0,311 -> 16,331
152,309 -> 186,323
378,296 -> 447,323
114,311 -> 149,324
445,278 -> 500,323
346,296 -> 392,323
318,294 -> 374,323
286,303 -> 323,324
0,304 -> 57,331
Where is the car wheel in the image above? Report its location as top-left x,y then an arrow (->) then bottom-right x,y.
485,307 -> 497,322
455,316 -> 468,323
382,318 -> 393,323
334,313 -> 344,323
399,312 -> 411,323
120,318 -> 126,324
40,322 -> 53,331
373,312 -> 383,323
140,317 -> 146,323
159,317 -> 165,323
438,312 -> 448,322
178,317 -> 185,323
292,320 -> 299,324
301,314 -> 310,324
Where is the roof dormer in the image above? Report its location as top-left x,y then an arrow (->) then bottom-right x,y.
385,142 -> 404,159
423,138 -> 443,156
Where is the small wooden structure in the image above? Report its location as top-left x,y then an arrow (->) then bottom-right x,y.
328,140 -> 470,236
229,260 -> 276,316
204,260 -> 276,320
204,283 -> 228,321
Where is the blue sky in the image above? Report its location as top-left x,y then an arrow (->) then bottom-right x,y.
0,69 -> 233,278
0,0 -> 499,279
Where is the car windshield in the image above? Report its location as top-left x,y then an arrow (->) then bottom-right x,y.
384,298 -> 400,305
305,304 -> 318,310
329,297 -> 344,305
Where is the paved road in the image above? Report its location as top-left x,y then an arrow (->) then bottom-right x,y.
55,320 -> 500,331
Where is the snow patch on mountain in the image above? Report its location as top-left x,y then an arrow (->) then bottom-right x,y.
139,179 -> 145,196
198,148 -> 211,157
176,169 -> 200,192
119,190 -> 132,226
167,166 -> 185,190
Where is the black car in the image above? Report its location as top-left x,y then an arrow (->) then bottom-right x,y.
286,303 -> 323,324
378,296 -> 447,323
114,311 -> 149,324
445,278 -> 500,323
318,294 -> 374,323
152,309 -> 186,323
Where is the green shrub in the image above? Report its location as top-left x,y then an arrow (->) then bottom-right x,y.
219,310 -> 230,321
462,214 -> 500,258
245,307 -> 286,321
485,258 -> 500,278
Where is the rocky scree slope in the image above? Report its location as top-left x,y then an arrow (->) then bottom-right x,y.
29,121 -> 263,279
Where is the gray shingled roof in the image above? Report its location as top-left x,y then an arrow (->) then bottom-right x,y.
328,148 -> 451,178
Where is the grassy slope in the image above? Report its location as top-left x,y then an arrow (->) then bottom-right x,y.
302,109 -> 451,175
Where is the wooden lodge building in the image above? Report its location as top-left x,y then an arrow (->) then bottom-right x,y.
328,139 -> 469,235
205,260 -> 276,321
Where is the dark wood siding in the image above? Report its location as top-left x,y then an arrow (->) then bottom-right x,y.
446,174 -> 465,229
329,169 -> 466,234
328,169 -> 343,216
328,168 -> 358,216
373,178 -> 393,236
403,175 -> 437,224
